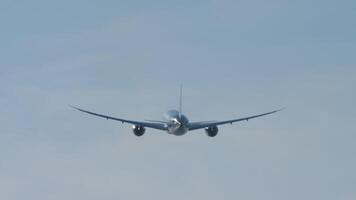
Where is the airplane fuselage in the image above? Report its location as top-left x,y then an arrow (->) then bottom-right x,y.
164,110 -> 189,136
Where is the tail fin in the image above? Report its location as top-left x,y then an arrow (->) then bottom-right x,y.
179,85 -> 183,118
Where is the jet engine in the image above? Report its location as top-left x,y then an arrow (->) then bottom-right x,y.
132,125 -> 146,136
205,126 -> 218,137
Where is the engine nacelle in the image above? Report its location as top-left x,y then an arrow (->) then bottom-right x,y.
132,125 -> 146,136
205,126 -> 218,137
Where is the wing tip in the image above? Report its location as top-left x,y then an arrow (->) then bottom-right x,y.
68,104 -> 78,109
68,104 -> 83,112
276,106 -> 287,112
269,107 -> 286,115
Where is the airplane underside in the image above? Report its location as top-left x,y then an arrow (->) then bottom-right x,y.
168,125 -> 188,136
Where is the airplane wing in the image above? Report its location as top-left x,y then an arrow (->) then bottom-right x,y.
188,108 -> 283,131
70,106 -> 168,131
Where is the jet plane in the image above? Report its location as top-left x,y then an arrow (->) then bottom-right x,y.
71,87 -> 283,137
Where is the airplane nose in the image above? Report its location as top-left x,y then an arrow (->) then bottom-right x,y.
172,118 -> 181,127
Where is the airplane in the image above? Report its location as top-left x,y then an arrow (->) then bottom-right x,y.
70,87 -> 283,137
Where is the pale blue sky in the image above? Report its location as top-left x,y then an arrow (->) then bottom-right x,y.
0,0 -> 355,200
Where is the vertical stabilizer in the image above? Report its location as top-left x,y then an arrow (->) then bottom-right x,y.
179,85 -> 183,118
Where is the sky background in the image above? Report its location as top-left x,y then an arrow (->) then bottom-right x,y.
0,0 -> 355,199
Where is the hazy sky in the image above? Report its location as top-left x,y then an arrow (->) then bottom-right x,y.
0,0 -> 355,199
